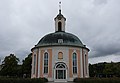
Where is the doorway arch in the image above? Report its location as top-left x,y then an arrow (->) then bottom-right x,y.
54,62 -> 67,82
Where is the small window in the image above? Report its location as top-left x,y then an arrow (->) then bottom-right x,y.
58,39 -> 63,43
58,52 -> 63,59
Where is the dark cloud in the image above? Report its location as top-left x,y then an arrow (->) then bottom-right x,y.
89,43 -> 120,58
0,0 -> 120,64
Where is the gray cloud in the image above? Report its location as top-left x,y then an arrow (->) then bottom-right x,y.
0,0 -> 120,64
93,0 -> 108,5
90,43 -> 120,58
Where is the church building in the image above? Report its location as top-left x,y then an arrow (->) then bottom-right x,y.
31,6 -> 89,82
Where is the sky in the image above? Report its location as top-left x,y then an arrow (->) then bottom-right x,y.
0,0 -> 120,64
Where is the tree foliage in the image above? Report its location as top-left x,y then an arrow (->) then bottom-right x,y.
22,53 -> 32,78
0,53 -> 32,78
0,54 -> 19,76
89,62 -> 120,77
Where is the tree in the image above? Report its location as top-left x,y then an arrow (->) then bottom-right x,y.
89,64 -> 95,77
103,63 -> 114,75
22,53 -> 32,78
0,54 -> 19,77
89,62 -> 120,78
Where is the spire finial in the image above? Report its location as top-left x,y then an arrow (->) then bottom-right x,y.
59,1 -> 61,14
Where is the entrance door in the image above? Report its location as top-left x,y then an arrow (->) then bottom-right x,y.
56,70 -> 66,79
54,62 -> 67,81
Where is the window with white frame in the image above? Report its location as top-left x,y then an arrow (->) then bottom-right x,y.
58,39 -> 63,43
73,53 -> 77,74
44,52 -> 48,74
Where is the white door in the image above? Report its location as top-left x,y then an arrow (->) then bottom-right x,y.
54,62 -> 67,82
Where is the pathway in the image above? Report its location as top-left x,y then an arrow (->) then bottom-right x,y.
48,82 -> 74,83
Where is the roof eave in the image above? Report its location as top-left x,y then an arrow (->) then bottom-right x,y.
31,44 -> 89,52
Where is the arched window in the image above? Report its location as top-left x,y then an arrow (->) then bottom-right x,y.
73,53 -> 77,74
58,52 -> 63,59
44,52 -> 48,74
33,54 -> 36,74
58,22 -> 62,31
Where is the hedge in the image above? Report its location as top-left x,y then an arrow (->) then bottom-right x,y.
73,78 -> 120,83
0,77 -> 48,83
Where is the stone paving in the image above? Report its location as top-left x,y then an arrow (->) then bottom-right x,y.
48,82 -> 74,83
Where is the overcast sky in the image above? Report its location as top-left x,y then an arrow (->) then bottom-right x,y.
0,0 -> 120,64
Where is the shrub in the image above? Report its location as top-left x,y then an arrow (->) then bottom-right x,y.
40,77 -> 48,82
0,78 -> 48,83
73,78 -> 79,82
73,78 -> 120,83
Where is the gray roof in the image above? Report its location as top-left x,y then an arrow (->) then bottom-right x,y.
34,31 -> 85,48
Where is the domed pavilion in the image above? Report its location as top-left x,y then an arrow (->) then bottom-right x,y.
31,7 -> 89,82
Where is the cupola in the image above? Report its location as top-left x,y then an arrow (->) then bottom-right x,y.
54,2 -> 66,32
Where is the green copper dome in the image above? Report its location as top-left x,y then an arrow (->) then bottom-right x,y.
35,31 -> 85,48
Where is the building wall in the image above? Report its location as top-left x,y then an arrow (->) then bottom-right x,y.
31,46 -> 89,81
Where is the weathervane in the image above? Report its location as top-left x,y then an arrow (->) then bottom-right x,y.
59,1 -> 61,14
59,2 -> 61,10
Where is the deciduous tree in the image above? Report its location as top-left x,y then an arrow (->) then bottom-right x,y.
0,54 -> 19,77
22,53 -> 32,78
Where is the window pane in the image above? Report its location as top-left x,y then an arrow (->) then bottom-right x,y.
73,61 -> 75,66
56,64 -> 61,68
73,67 -> 77,74
44,53 -> 48,59
73,53 -> 76,59
44,67 -> 48,73
75,67 -> 77,73
56,70 -> 58,79
73,61 -> 77,66
64,70 -> 66,79
61,64 -> 65,68
73,67 -> 74,73
44,60 -> 48,65
75,60 -> 77,66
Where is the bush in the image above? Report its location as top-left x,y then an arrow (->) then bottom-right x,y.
40,77 -> 48,82
0,78 -> 48,83
73,78 -> 120,83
